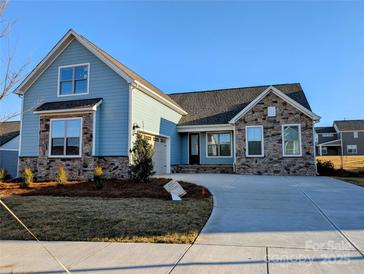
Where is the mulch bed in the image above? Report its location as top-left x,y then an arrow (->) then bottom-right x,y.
0,178 -> 211,199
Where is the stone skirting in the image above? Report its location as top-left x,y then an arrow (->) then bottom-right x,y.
171,164 -> 234,174
19,156 -> 129,181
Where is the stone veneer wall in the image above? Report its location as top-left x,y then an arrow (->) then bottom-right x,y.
19,112 -> 129,181
234,92 -> 316,176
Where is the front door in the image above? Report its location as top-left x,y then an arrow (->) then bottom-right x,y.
189,133 -> 200,165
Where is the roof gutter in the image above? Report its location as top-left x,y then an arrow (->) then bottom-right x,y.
177,124 -> 234,133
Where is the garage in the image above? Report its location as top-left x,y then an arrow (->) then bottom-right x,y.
140,132 -> 169,175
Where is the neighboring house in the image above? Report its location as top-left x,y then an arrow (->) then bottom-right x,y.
315,120 -> 364,156
0,121 -> 20,178
14,29 -> 320,180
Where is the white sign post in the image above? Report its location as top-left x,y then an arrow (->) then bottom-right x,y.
164,180 -> 187,201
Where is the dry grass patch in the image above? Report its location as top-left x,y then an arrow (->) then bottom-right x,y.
0,196 -> 212,244
334,177 -> 364,187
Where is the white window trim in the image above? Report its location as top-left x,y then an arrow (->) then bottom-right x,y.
58,63 -> 90,97
245,125 -> 264,157
282,123 -> 302,157
347,144 -> 358,154
48,117 -> 83,158
353,131 -> 359,138
267,106 -> 276,117
206,131 -> 233,158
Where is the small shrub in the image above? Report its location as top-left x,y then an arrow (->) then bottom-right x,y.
129,133 -> 155,182
94,166 -> 104,189
0,168 -> 7,182
21,167 -> 33,188
55,167 -> 68,186
317,160 -> 335,176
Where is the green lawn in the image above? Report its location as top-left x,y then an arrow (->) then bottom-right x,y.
0,196 -> 212,244
334,177 -> 364,187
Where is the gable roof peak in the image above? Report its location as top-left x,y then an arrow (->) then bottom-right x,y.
14,29 -> 187,115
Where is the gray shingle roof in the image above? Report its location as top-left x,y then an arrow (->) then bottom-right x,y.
77,33 -> 184,111
315,127 -> 337,133
0,121 -> 20,146
35,98 -> 103,112
168,83 -> 311,126
334,120 -> 364,131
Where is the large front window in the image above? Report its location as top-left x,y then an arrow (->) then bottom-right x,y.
50,118 -> 82,157
282,124 -> 302,156
59,64 -> 89,96
246,126 -> 264,157
207,132 -> 232,157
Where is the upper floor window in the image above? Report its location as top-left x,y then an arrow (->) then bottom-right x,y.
353,132 -> 359,138
282,124 -> 302,157
50,118 -> 82,157
59,64 -> 89,96
246,126 -> 264,157
207,132 -> 232,157
347,145 -> 357,154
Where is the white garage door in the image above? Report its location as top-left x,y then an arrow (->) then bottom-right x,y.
141,133 -> 168,175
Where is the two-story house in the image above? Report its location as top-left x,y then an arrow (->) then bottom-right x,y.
315,120 -> 364,156
14,30 -> 321,180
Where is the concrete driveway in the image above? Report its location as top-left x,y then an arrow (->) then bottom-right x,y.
166,174 -> 364,273
1,175 -> 363,273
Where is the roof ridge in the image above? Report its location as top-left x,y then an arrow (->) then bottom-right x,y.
168,83 -> 301,96
334,119 -> 364,122
0,121 -> 20,123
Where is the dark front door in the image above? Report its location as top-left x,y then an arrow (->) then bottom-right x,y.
189,133 -> 200,165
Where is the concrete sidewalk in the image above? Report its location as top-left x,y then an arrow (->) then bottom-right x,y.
0,240 -> 190,273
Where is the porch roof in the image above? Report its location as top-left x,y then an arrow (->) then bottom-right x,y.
34,98 -> 103,113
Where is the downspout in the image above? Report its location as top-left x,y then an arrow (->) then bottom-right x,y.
340,131 -> 344,169
128,84 -> 133,163
16,94 -> 24,177
231,122 -> 237,173
313,120 -> 319,175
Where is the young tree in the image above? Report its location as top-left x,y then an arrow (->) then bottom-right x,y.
129,133 -> 155,182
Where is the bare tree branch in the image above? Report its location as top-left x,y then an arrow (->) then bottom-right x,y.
0,0 -> 11,38
0,0 -> 29,121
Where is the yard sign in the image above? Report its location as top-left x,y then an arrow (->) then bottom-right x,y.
163,180 -> 187,198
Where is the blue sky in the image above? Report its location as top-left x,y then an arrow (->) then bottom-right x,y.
1,0 -> 363,126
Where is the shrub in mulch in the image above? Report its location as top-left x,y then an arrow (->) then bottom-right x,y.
94,166 -> 105,189
55,167 -> 68,186
0,178 -> 211,200
317,160 -> 335,176
20,167 -> 33,188
317,159 -> 364,177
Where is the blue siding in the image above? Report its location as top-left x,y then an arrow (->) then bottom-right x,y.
132,88 -> 182,165
180,131 -> 234,165
180,133 -> 189,164
21,40 -> 130,156
200,132 -> 234,164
